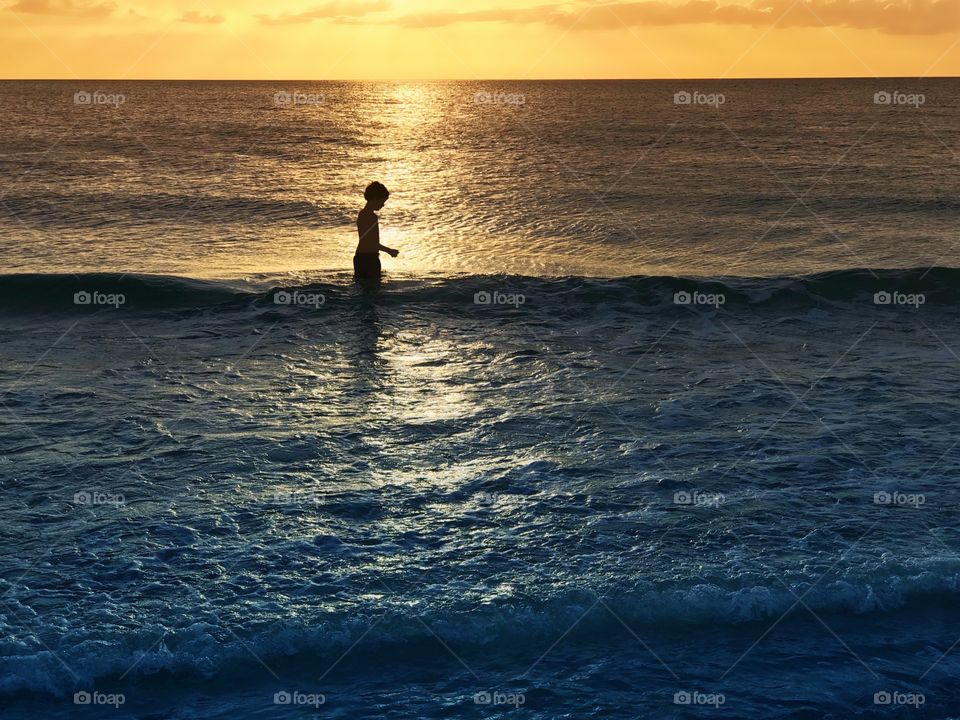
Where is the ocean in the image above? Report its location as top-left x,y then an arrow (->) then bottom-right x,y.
1,79 -> 959,718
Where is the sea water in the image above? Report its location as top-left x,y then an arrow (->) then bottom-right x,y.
0,79 -> 958,718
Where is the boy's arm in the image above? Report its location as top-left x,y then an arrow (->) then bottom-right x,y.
359,211 -> 398,256
372,216 -> 398,256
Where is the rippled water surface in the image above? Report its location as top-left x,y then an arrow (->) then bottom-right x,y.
0,79 -> 957,277
1,80 -> 959,719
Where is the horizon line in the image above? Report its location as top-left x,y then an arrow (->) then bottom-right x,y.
1,75 -> 956,82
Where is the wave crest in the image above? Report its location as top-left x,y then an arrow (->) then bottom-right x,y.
0,268 -> 957,314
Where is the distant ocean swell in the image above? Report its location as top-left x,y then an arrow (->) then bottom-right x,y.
0,193 -> 340,228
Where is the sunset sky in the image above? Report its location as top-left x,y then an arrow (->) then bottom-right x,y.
1,0 -> 957,79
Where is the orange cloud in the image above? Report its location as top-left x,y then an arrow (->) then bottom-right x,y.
258,0 -> 391,26
4,0 -> 115,17
395,0 -> 960,35
178,10 -> 224,24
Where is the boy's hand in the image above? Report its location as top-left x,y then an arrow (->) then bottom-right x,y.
388,249 -> 400,258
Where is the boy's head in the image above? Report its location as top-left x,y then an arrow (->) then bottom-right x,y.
364,181 -> 390,210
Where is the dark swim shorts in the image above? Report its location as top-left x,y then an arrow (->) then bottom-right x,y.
353,253 -> 381,278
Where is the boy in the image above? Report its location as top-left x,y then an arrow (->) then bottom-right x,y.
354,181 -> 399,278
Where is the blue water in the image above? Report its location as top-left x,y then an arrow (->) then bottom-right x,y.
1,78 -> 959,717
2,269 -> 960,718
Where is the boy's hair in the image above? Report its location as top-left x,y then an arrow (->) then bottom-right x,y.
364,182 -> 390,203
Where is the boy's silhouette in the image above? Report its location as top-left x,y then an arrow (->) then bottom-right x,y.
355,182 -> 399,279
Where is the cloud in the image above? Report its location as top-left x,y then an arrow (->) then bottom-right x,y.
393,5 -> 561,29
4,0 -> 115,17
393,0 -> 960,35
178,10 -> 224,24
258,0 -> 390,25
760,0 -> 959,35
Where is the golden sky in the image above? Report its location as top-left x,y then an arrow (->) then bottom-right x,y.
1,0 -> 957,78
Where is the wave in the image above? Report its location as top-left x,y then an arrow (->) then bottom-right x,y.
0,273 -> 257,311
0,193 -> 340,228
3,568 -> 960,697
0,268 -> 956,314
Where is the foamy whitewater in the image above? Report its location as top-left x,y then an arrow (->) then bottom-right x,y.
1,80 -> 959,718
